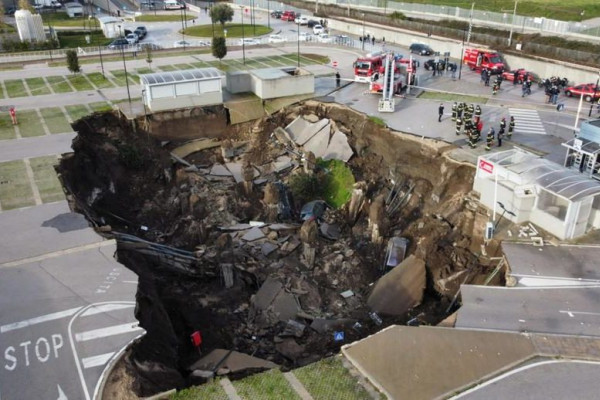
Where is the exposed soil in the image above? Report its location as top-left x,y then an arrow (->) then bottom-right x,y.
57,101 -> 501,397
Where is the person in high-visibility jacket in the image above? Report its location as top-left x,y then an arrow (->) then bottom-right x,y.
508,116 -> 515,138
486,127 -> 495,151
455,116 -> 463,136
451,102 -> 457,121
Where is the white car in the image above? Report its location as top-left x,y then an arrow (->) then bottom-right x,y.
299,32 -> 313,41
295,16 -> 309,25
317,33 -> 334,43
125,33 -> 139,45
313,24 -> 325,35
239,38 -> 261,46
173,40 -> 192,48
268,34 -> 287,44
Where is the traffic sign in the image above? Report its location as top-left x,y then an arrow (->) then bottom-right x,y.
334,331 -> 344,341
332,61 -> 338,68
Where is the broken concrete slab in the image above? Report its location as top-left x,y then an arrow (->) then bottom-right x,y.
252,277 -> 283,311
242,227 -> 266,242
225,162 -> 260,184
310,318 -> 355,334
172,139 -> 220,159
320,222 -> 341,240
367,255 -> 426,316
303,128 -> 330,159
261,242 -> 278,256
324,129 -> 354,162
275,338 -> 305,362
285,116 -> 330,145
218,223 -> 252,231
188,349 -> 277,373
281,319 -> 306,338
209,164 -> 233,177
271,290 -> 300,322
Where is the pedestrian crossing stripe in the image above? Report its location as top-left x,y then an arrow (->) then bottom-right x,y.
509,108 -> 546,135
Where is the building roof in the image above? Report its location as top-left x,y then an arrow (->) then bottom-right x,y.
97,16 -> 121,24
140,68 -> 222,85
562,137 -> 600,156
482,148 -> 600,201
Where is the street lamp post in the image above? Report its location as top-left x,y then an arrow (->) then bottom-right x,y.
267,0 -> 270,28
180,7 -> 186,50
297,24 -> 300,68
588,71 -> 600,117
458,28 -> 466,80
508,0 -> 518,47
240,6 -> 246,65
118,25 -> 131,104
251,0 -> 256,35
361,13 -> 365,51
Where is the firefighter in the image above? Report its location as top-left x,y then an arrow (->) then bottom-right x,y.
455,115 -> 463,136
465,103 -> 474,124
457,102 -> 464,119
474,105 -> 482,124
499,117 -> 506,134
468,126 -> 478,148
492,80 -> 499,95
451,102 -> 457,121
498,124 -> 504,147
476,119 -> 483,142
486,127 -> 495,151
508,116 -> 515,138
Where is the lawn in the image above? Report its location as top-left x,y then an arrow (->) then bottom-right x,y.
25,77 -> 52,96
190,61 -> 211,68
0,114 -> 16,141
136,67 -> 154,74
399,0 -> 600,21
18,110 -> 45,137
0,83 -> 4,98
46,76 -> 74,93
233,369 -> 300,400
86,72 -> 116,89
136,14 -> 196,22
294,357 -> 373,400
319,159 -> 355,208
170,380 -> 228,400
65,105 -> 91,122
110,70 -> 139,85
89,102 -> 113,112
183,23 -> 272,38
29,156 -> 64,203
4,79 -> 28,98
58,31 -> 111,48
0,160 -> 35,210
67,75 -> 95,91
418,90 -> 488,104
40,107 -> 72,134
158,64 -> 179,71
42,12 -> 98,28
173,63 -> 196,70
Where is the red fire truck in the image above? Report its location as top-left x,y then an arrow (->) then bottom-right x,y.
353,52 -> 385,83
369,54 -> 407,94
463,48 -> 504,74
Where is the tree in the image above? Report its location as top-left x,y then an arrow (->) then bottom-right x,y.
145,45 -> 153,70
209,3 -> 234,31
66,50 -> 81,74
18,0 -> 34,13
211,36 -> 227,65
0,4 -> 5,25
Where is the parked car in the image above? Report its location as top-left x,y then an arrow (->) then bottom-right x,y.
268,34 -> 287,44
501,68 -> 539,84
307,19 -> 320,28
423,59 -> 445,71
108,38 -> 129,49
49,1 -> 62,9
564,83 -> 600,102
173,40 -> 192,48
239,38 -> 261,46
317,33 -> 334,43
333,35 -> 352,45
313,24 -> 325,35
125,33 -> 139,44
134,26 -> 147,39
295,16 -> 309,25
409,43 -> 433,56
270,10 -> 283,19
281,10 -> 296,21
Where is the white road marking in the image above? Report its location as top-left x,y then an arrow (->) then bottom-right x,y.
122,280 -> 138,284
509,108 -> 546,135
75,323 -> 143,342
559,310 -> 600,317
80,303 -> 134,317
1,307 -> 81,333
81,352 -> 114,369
0,240 -> 115,268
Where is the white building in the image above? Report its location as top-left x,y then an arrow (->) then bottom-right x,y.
64,2 -> 84,18
140,68 -> 224,112
473,148 -> 600,240
14,10 -> 46,42
226,67 -> 315,100
97,16 -> 123,38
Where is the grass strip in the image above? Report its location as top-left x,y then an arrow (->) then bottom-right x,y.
4,79 -> 27,98
29,156 -> 64,203
25,77 -> 52,96
67,75 -> 95,91
65,105 -> 91,122
169,379 -> 229,400
0,114 -> 16,140
86,72 -> 116,89
40,107 -> 72,134
418,90 -> 488,104
0,160 -> 35,210
18,110 -> 45,137
89,102 -> 113,113
183,23 -> 271,38
233,369 -> 300,400
46,76 -> 74,93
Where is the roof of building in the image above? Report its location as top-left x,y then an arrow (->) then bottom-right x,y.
97,16 -> 122,24
482,148 -> 600,202
140,68 -> 222,85
64,2 -> 83,8
562,137 -> 600,156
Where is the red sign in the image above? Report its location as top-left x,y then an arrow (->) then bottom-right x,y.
332,61 -> 338,67
190,331 -> 202,347
479,159 -> 494,174
407,67 -> 413,73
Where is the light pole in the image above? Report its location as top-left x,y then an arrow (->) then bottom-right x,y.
267,0 -> 270,28
240,6 -> 246,65
180,7 -> 186,50
251,0 -> 256,35
588,71 -> 600,117
361,13 -> 365,51
495,202 -> 516,230
297,24 -> 300,68
118,25 -> 132,104
458,28 -> 466,80
508,0 -> 518,47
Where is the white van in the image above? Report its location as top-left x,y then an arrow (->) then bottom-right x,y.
164,0 -> 183,10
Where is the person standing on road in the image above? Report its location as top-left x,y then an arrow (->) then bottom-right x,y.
438,103 -> 444,122
498,124 -> 505,147
513,70 -> 519,85
476,119 -> 483,142
508,116 -> 515,138
474,105 -> 482,123
468,125 -> 478,148
457,102 -> 464,120
486,127 -> 495,151
451,102 -> 457,121
371,36 -> 375,46
336,71 -> 341,87
481,68 -> 487,84
485,70 -> 491,87
456,115 -> 463,136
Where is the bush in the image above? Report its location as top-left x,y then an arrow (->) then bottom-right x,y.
289,171 -> 323,206
66,49 -> 81,73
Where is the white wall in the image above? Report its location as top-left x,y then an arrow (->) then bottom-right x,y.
251,73 -> 314,99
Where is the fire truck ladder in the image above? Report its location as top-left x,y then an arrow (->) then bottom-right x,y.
378,54 -> 396,113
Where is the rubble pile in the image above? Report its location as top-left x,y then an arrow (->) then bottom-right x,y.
57,101 -> 496,396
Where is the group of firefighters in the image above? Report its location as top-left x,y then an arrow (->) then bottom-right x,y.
451,102 -> 515,151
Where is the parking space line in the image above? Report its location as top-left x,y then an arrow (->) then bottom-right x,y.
81,352 -> 115,369
75,322 -> 143,342
23,158 -> 43,205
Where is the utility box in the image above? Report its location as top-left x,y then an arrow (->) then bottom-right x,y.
378,99 -> 395,113
485,222 -> 494,240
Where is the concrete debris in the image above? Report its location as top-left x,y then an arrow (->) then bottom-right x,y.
275,339 -> 305,362
324,130 -> 353,162
252,277 -> 283,311
242,227 -> 266,242
320,222 -> 341,240
340,290 -> 354,298
271,290 -> 300,322
367,255 -> 426,316
219,223 -> 252,231
261,242 -> 279,256
310,318 -> 354,334
285,116 -> 330,145
209,164 -> 232,177
188,349 -> 277,374
281,320 -> 306,338
303,128 -> 330,159
225,162 -> 259,184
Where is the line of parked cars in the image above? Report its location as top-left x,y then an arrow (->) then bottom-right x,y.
107,26 -> 148,49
